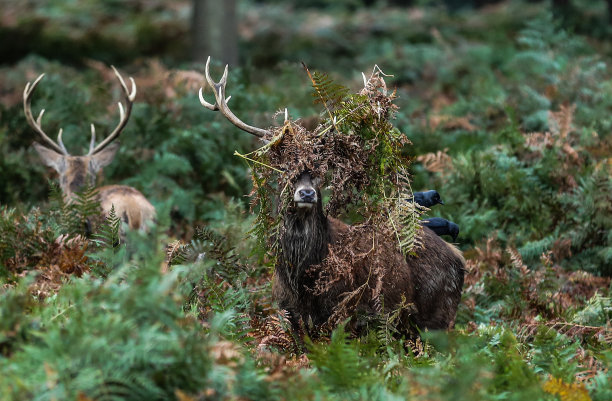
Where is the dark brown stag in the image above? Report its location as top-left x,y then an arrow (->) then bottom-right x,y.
24,67 -> 156,232
199,57 -> 465,334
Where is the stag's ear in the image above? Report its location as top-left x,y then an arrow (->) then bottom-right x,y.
33,142 -> 66,173
90,142 -> 120,172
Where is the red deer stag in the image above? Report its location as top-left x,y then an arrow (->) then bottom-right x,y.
24,67 -> 155,232
198,57 -> 465,333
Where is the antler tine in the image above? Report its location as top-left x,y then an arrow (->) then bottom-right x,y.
57,128 -> 68,154
88,124 -> 96,155
23,74 -> 68,155
199,56 -> 269,138
198,87 -> 218,111
198,86 -> 231,111
89,66 -> 136,155
199,57 -> 233,110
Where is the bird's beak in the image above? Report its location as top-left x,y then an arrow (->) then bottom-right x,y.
439,200 -> 445,205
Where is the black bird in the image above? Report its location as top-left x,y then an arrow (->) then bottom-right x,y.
422,217 -> 459,242
413,190 -> 444,208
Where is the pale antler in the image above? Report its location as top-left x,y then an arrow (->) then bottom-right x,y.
88,66 -> 136,155
198,56 -> 269,138
23,74 -> 69,155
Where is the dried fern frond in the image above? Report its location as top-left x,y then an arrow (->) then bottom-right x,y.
252,310 -> 300,354
428,114 -> 477,132
417,148 -> 453,174
523,103 -> 582,187
548,104 -> 576,141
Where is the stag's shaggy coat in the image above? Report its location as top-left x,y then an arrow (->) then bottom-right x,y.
273,175 -> 465,333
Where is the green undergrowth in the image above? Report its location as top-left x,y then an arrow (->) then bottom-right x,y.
0,183 -> 609,400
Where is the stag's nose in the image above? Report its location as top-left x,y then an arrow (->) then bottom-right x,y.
299,188 -> 316,202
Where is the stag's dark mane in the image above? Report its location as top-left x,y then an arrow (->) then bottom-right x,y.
277,192 -> 329,294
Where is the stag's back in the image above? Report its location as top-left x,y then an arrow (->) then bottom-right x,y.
98,185 -> 156,231
327,221 -> 465,331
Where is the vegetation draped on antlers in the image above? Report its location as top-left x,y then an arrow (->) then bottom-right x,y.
197,58 -> 423,267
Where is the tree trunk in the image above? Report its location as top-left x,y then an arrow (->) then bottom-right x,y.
551,0 -> 572,23
191,0 -> 238,65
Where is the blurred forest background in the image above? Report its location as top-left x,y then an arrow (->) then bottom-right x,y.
1,1 -> 611,400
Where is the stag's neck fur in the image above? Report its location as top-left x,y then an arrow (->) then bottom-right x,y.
278,201 -> 330,293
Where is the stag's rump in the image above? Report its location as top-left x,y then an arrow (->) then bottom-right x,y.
406,226 -> 465,330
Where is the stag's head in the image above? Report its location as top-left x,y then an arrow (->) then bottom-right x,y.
198,57 -> 331,211
24,67 -> 136,198
293,171 -> 323,211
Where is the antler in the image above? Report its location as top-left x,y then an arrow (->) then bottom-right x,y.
198,56 -> 269,138
23,74 -> 69,155
88,66 -> 136,155
24,67 -> 136,156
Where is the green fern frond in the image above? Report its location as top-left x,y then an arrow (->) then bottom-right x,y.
93,204 -> 122,250
48,180 -> 64,211
308,323 -> 367,390
192,226 -> 247,279
170,226 -> 248,281
374,295 -> 413,346
303,63 -> 350,120
387,169 -> 424,255
73,186 -> 102,222
58,185 -> 102,237
0,206 -> 58,273
518,235 -> 555,263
